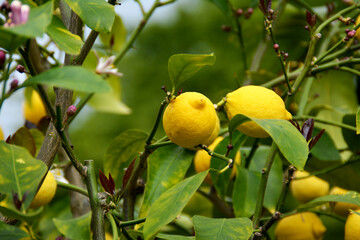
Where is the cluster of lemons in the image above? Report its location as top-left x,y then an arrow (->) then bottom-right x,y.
275,170 -> 360,240
162,85 -> 292,184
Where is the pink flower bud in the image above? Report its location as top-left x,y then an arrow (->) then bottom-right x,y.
0,50 -> 5,69
10,0 -> 21,25
16,65 -> 25,73
20,5 -> 29,24
273,44 -> 279,51
10,79 -> 19,90
347,30 -> 356,38
66,105 -> 77,116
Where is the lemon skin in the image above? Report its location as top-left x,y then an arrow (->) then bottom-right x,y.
0,127 -> 3,140
225,85 -> 291,138
23,90 -> 47,125
330,186 -> 359,217
275,212 -> 326,240
163,92 -> 219,149
345,209 -> 360,240
355,15 -> 360,40
30,171 -> 57,209
290,171 -> 329,203
194,136 -> 240,184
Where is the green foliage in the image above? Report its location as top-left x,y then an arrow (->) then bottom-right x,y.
311,128 -> 341,161
342,114 -> 360,154
7,127 -> 36,157
0,222 -> 30,240
143,171 -> 208,240
139,145 -> 193,219
299,191 -> 360,210
99,15 -> 126,52
23,66 -> 111,92
53,212 -> 91,240
192,215 -> 253,240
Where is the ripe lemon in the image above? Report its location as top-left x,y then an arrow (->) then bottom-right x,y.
345,209 -> 360,240
290,171 -> 329,203
194,136 -> 240,184
163,92 -> 219,149
30,171 -> 57,209
23,90 -> 47,125
275,212 -> 326,240
355,15 -> 360,40
0,127 -> 3,140
329,186 -> 359,217
224,85 -> 292,138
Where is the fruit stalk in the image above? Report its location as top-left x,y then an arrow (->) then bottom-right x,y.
85,160 -> 105,240
253,142 -> 278,228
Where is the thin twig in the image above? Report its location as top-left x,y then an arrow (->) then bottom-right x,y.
56,181 -> 88,196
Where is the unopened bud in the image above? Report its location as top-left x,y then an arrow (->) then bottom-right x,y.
268,9 -> 274,15
304,25 -> 310,31
347,30 -> 356,38
245,8 -> 253,19
235,9 -> 243,16
0,50 -> 5,69
66,105 -> 77,117
284,53 -> 289,61
221,25 -> 231,32
16,64 -> 25,73
273,44 -> 279,52
10,79 -> 18,90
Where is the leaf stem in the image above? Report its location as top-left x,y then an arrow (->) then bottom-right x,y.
56,181 -> 88,196
106,212 -> 119,240
85,160 -> 105,240
198,144 -> 233,165
313,39 -> 344,65
253,142 -> 278,228
145,140 -> 173,150
120,217 -> 146,227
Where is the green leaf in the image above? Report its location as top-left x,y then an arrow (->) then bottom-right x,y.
0,30 -> 26,52
206,0 -> 231,16
168,53 -> 215,92
28,129 -> 44,156
8,127 -> 36,157
233,167 -> 261,218
2,1 -> 53,38
356,108 -> 360,135
0,142 -> 47,209
311,127 -> 341,161
342,114 -> 360,154
299,191 -> 360,210
0,221 -> 30,240
192,215 -> 253,240
46,16 -> 83,55
99,15 -> 126,52
249,146 -> 283,213
87,76 -> 131,115
53,212 -> 91,240
210,131 -> 247,198
63,0 -> 115,32
104,130 -> 147,186
157,233 -> 195,240
139,145 -> 193,219
143,171 -> 208,240
229,114 -> 309,170
22,66 -> 111,93
0,202 -> 43,222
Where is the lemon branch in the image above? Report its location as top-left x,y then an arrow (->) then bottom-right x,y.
276,165 -> 296,212
253,211 -> 281,240
56,181 -> 88,196
198,144 -> 233,165
253,142 -> 278,229
292,115 -> 357,132
106,213 -> 119,240
146,99 -> 168,145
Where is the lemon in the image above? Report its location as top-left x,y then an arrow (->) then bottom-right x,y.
225,85 -> 292,138
23,90 -> 47,125
345,209 -> 360,240
163,92 -> 219,149
275,212 -> 326,240
329,186 -> 359,217
0,127 -> 3,140
30,171 -> 57,209
355,15 -> 360,40
290,171 -> 329,203
194,136 -> 240,184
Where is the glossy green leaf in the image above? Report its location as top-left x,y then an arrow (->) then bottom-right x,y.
2,1 -> 53,38
22,66 -> 111,93
168,53 -> 215,91
210,131 -> 247,198
229,114 -> 309,170
299,191 -> 360,210
8,127 -> 36,157
233,167 -> 261,218
342,114 -> 360,154
63,0 -> 115,32
157,233 -> 195,240
88,76 -> 131,115
0,30 -> 26,52
139,145 -> 193,219
311,127 -> 340,161
0,142 -> 47,209
0,221 -> 30,240
192,215 -> 253,240
0,201 -> 43,222
104,130 -> 147,186
143,171 -> 208,240
29,129 -> 44,156
99,15 -> 126,52
46,16 -> 83,55
249,146 -> 283,213
53,212 -> 91,240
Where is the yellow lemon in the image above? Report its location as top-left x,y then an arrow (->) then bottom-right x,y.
194,136 -> 240,184
30,171 -> 57,209
225,85 -> 292,138
0,127 -> 3,140
330,186 -> 359,217
345,209 -> 360,240
275,212 -> 326,240
290,171 -> 329,203
355,15 -> 360,40
23,90 -> 47,125
163,92 -> 219,149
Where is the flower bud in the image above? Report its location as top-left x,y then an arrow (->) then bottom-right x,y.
0,50 -> 6,69
10,79 -> 18,90
273,44 -> 279,52
66,105 -> 77,117
16,65 -> 25,73
347,30 -> 356,38
235,9 -> 243,16
221,25 -> 231,32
